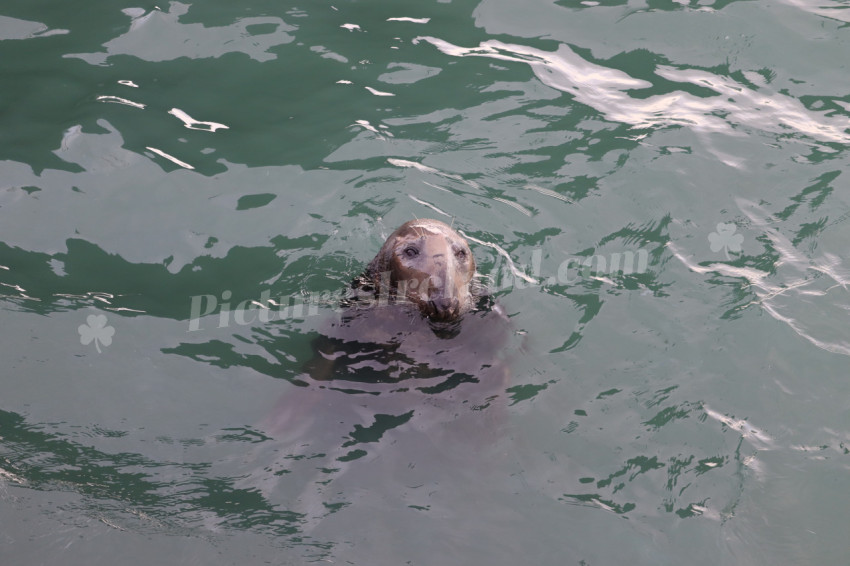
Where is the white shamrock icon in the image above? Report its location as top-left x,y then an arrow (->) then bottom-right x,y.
708,223 -> 744,259
78,314 -> 115,353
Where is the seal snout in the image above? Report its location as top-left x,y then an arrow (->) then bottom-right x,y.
425,296 -> 461,321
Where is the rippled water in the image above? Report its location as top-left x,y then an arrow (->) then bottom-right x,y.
2,1 -> 850,564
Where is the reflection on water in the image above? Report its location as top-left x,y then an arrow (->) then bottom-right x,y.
66,3 -> 295,65
670,197 -> 850,357
414,36 -> 850,144
0,408 -> 303,538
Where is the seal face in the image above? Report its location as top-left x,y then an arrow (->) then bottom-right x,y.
353,219 -> 478,322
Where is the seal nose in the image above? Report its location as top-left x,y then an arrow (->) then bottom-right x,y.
428,296 -> 459,320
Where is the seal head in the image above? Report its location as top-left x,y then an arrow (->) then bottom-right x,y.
353,219 -> 478,322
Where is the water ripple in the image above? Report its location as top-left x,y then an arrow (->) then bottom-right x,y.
670,197 -> 850,356
783,0 -> 850,24
66,3 -> 295,65
0,15 -> 68,40
414,36 -> 850,144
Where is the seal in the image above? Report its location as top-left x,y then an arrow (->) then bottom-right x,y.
350,218 -> 482,323
255,220 -> 515,532
294,217 -> 504,385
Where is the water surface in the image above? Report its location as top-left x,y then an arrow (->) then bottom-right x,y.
2,1 -> 850,564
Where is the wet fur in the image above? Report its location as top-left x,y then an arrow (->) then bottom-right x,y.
349,219 -> 488,322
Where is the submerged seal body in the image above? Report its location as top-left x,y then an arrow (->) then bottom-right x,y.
351,219 -> 481,323
257,220 -> 514,532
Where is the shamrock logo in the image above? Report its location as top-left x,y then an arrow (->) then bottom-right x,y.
78,314 -> 115,353
708,222 -> 744,259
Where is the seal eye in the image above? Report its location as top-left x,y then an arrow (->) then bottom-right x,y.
454,248 -> 467,260
403,247 -> 419,258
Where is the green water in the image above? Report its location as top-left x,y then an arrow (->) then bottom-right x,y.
2,0 -> 850,564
